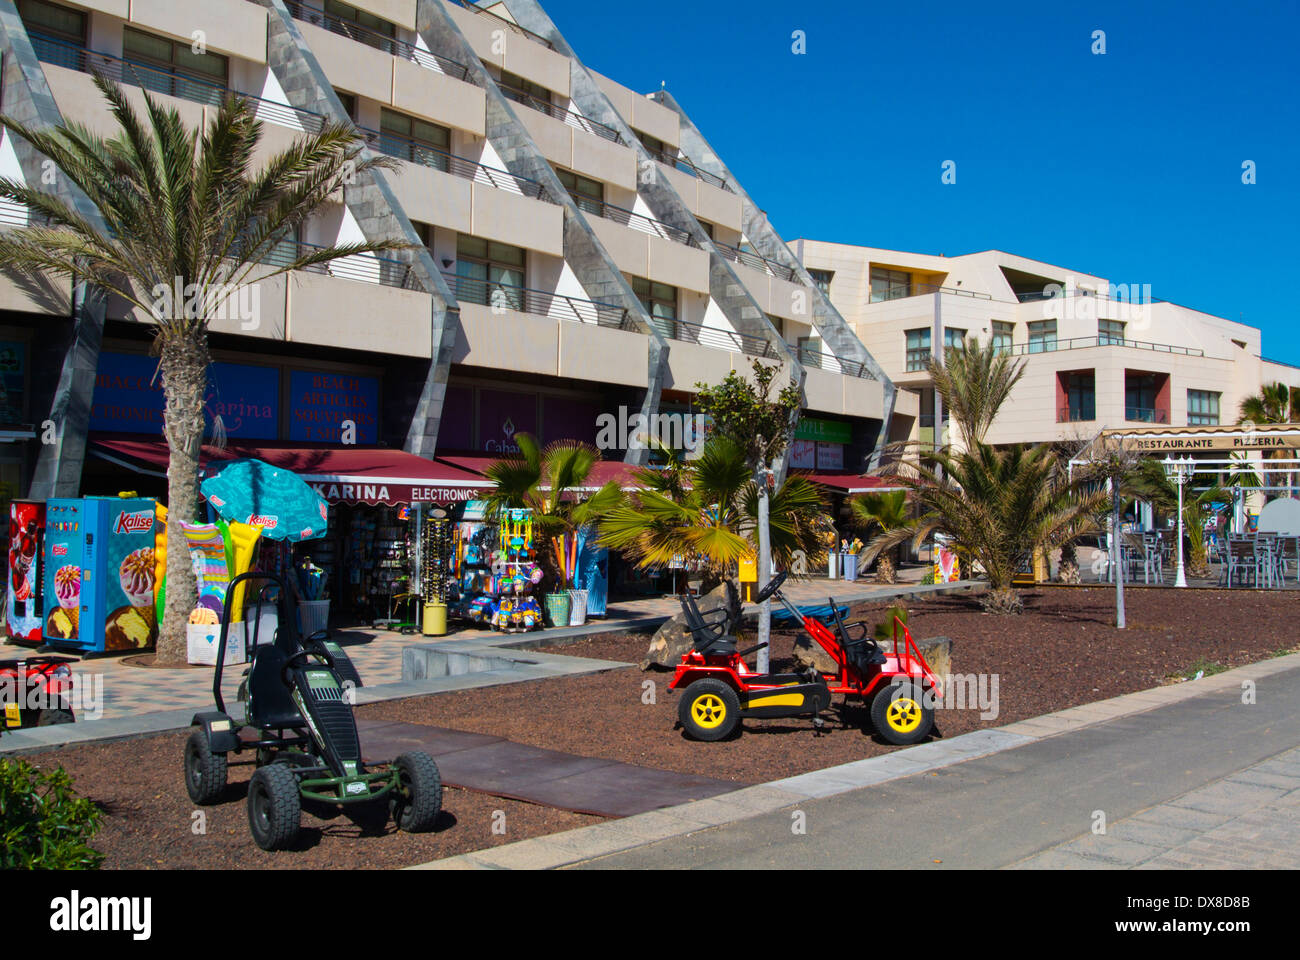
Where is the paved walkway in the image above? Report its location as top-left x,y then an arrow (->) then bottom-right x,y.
421,651 -> 1300,870
0,575 -> 971,728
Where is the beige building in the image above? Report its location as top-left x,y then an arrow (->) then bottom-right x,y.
792,239 -> 1300,450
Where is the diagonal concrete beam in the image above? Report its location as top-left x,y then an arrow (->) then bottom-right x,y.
0,0 -> 112,499
417,0 -> 668,464
257,0 -> 460,458
653,89 -> 899,468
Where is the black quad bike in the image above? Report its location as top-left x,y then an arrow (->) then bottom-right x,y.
185,573 -> 442,851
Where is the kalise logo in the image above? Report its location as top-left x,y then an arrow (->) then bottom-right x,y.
52,544 -> 68,556
248,515 -> 279,529
113,511 -> 154,535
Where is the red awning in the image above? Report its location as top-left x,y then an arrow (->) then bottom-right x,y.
439,454 -> 644,491
92,437 -> 493,506
797,472 -> 905,494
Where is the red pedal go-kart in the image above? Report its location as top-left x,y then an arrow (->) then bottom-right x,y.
1,656 -> 76,732
670,572 -> 942,745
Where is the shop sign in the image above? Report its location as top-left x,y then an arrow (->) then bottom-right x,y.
288,371 -> 379,444
816,442 -> 844,471
90,351 -> 279,439
795,417 -> 852,445
790,439 -> 816,469
479,389 -> 536,453
308,481 -> 487,506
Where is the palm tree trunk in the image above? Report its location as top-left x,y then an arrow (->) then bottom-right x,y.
877,553 -> 897,585
155,332 -> 208,666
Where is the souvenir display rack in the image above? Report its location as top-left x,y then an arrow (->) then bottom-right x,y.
454,507 -> 543,633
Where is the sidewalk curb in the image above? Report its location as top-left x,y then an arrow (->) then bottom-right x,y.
413,650 -> 1300,870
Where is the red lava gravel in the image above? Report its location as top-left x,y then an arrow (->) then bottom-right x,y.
17,586 -> 1299,869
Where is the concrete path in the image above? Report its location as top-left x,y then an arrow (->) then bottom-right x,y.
421,652 -> 1300,870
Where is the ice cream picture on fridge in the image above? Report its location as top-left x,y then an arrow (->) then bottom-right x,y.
42,497 -> 159,653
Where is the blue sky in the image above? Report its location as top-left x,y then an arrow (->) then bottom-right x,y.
543,0 -> 1300,361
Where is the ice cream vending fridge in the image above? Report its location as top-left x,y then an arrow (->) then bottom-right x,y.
6,499 -> 45,644
42,497 -> 158,653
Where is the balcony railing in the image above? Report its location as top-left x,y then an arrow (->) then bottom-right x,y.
798,348 -> 876,380
570,195 -> 696,246
642,146 -> 731,191
449,1 -> 555,49
258,238 -> 415,288
284,0 -> 475,81
663,317 -> 777,358
715,243 -> 799,283
870,282 -> 993,303
359,126 -> 549,200
497,82 -> 623,144
443,271 -> 635,330
28,33 -> 325,133
1057,406 -> 1096,423
1125,407 -> 1171,424
1006,336 -> 1203,358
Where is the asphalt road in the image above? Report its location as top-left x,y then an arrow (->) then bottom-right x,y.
574,664 -> 1300,869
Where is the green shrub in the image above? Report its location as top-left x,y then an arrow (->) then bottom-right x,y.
921,569 -> 936,585
0,758 -> 104,869
872,605 -> 910,645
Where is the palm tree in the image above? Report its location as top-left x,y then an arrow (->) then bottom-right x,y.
1238,382 -> 1298,496
864,442 -> 1104,613
483,433 -> 623,590
1126,459 -> 1226,577
929,338 -> 1026,448
850,489 -> 908,583
598,435 -> 830,591
0,76 -> 409,664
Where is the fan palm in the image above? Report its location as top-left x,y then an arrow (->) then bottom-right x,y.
0,76 -> 410,664
850,489 -> 908,583
929,338 -> 1026,448
864,443 -> 1105,613
598,435 -> 830,590
483,433 -> 622,589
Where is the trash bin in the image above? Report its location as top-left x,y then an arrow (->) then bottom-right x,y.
842,552 -> 859,581
568,589 -> 588,626
544,592 -> 571,628
298,599 -> 330,636
828,551 -> 839,579
422,601 -> 447,636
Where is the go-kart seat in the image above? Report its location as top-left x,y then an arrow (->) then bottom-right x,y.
245,643 -> 305,730
679,592 -> 737,656
829,599 -> 887,672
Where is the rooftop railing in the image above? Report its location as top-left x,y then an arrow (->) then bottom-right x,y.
28,33 -> 325,133
497,82 -> 623,144
870,282 -> 993,303
570,195 -> 696,246
284,0 -> 475,81
1006,336 -> 1204,358
715,242 -> 799,283
443,271 -> 636,330
1015,288 -> 1165,305
358,126 -> 549,200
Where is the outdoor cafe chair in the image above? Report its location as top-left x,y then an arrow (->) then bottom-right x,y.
1255,532 -> 1281,589
1272,535 -> 1299,586
1225,536 -> 1261,588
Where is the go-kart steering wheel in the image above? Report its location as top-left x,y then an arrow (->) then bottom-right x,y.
281,646 -> 336,686
753,570 -> 788,604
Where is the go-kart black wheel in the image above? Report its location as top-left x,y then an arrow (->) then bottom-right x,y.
678,678 -> 741,742
37,708 -> 74,726
247,763 -> 301,851
391,751 -> 442,833
870,680 -> 934,746
184,728 -> 228,805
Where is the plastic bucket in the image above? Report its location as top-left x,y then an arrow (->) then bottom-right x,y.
298,599 -> 330,637
568,589 -> 588,626
842,553 -> 859,581
544,592 -> 572,628
423,602 -> 447,636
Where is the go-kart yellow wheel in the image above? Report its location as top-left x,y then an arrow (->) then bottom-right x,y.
870,680 -> 934,745
678,678 -> 741,742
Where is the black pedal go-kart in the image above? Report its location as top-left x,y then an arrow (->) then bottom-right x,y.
185,573 -> 442,851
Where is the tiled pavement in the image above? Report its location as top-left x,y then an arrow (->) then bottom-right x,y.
1,575 -> 974,724
1008,747 -> 1300,870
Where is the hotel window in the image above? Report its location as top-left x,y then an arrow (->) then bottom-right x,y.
556,168 -> 603,216
1099,319 -> 1126,345
122,26 -> 228,105
992,321 -> 1014,354
17,0 -> 86,59
808,269 -> 833,295
943,327 -> 967,353
905,328 -> 931,371
1028,320 -> 1057,354
500,70 -> 552,111
1059,371 -> 1096,422
1187,390 -> 1220,426
630,276 -> 677,339
455,235 -> 526,312
636,131 -> 674,164
870,266 -> 911,303
380,108 -> 450,171
322,0 -> 396,50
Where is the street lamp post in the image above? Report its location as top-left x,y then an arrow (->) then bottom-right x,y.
1163,455 -> 1194,588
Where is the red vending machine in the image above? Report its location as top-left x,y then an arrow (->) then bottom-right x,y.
6,500 -> 45,645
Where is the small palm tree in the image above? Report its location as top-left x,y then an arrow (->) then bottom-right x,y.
929,338 -> 1026,448
0,76 -> 409,664
1127,459 -> 1227,577
483,433 -> 622,590
598,435 -> 829,590
850,489 -> 908,583
1238,382 -> 1298,495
